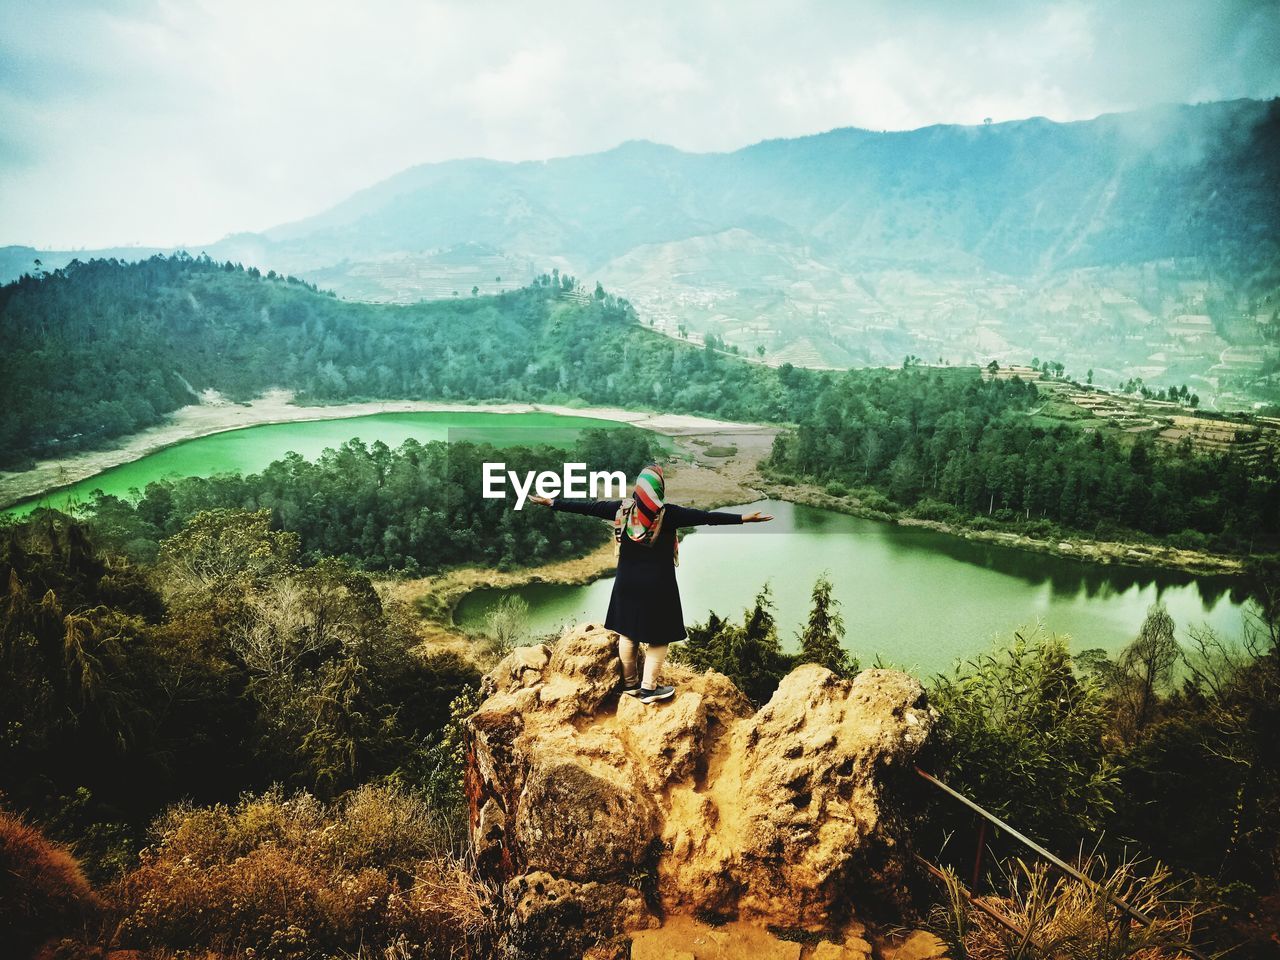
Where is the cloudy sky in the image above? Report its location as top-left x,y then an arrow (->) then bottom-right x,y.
1,0 -> 1277,249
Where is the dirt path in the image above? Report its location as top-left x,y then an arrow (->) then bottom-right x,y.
0,388 -> 776,509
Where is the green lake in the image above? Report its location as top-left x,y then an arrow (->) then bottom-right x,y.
455,499 -> 1254,676
5,410 -> 646,516
8,415 -> 1254,676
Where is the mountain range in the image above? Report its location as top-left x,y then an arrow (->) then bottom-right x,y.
4,98 -> 1278,400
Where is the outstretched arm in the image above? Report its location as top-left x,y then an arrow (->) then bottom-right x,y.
528,495 -> 621,521
666,503 -> 774,528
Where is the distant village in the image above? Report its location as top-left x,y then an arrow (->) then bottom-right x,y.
597,259 -> 1280,412
985,362 -> 1280,467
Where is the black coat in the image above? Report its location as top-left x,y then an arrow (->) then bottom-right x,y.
551,498 -> 744,646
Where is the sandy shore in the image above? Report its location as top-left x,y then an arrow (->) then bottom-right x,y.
382,542 -> 621,660
0,389 -> 777,509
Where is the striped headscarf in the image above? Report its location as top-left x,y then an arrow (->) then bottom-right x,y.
625,463 -> 665,542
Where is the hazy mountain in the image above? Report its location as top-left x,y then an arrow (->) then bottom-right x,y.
253,99 -> 1278,272
6,99 -> 1278,398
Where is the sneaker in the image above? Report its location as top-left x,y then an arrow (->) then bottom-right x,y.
637,685 -> 675,704
619,682 -> 642,698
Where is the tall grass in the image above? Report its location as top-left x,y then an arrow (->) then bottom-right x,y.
928,854 -> 1211,960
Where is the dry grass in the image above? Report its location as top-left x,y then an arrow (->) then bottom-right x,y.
109,784 -> 492,959
929,855 -> 1210,960
0,809 -> 101,959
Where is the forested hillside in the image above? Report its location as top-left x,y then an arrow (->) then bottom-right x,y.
0,254 -> 783,467
766,373 -> 1278,550
3,254 -> 1276,551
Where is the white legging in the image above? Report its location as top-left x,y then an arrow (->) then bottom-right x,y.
618,634 -> 668,689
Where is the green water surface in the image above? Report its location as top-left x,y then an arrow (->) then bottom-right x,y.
455,499 -> 1253,676
10,419 -> 1252,677
6,411 -> 648,515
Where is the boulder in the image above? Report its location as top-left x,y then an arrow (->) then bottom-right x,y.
465,623 -> 933,959
883,930 -> 950,960
812,940 -> 874,960
629,915 -> 804,960
499,871 -> 655,960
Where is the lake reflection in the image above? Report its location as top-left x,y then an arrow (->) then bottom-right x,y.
456,499 -> 1254,676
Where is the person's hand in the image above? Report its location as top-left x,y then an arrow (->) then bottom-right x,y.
528,495 -> 554,507
741,511 -> 773,523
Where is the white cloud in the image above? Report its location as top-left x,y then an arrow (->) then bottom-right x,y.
0,0 -> 1276,247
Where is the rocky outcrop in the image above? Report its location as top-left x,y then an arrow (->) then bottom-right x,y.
465,624 -> 933,959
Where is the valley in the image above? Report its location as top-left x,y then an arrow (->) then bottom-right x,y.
614,252 -> 1279,409
5,380 -> 1251,679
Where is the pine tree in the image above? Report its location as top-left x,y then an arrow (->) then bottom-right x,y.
797,575 -> 858,678
674,585 -> 794,705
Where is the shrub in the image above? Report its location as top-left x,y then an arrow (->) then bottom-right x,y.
1169,528 -> 1209,551
823,481 -> 848,498
795,575 -> 858,678
0,810 -> 100,960
417,685 -> 487,814
908,499 -> 962,524
674,585 -> 795,706
111,784 -> 488,959
1021,518 -> 1061,540
1092,517 -> 1126,542
928,628 -> 1118,849
483,594 -> 531,660
857,491 -> 899,515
